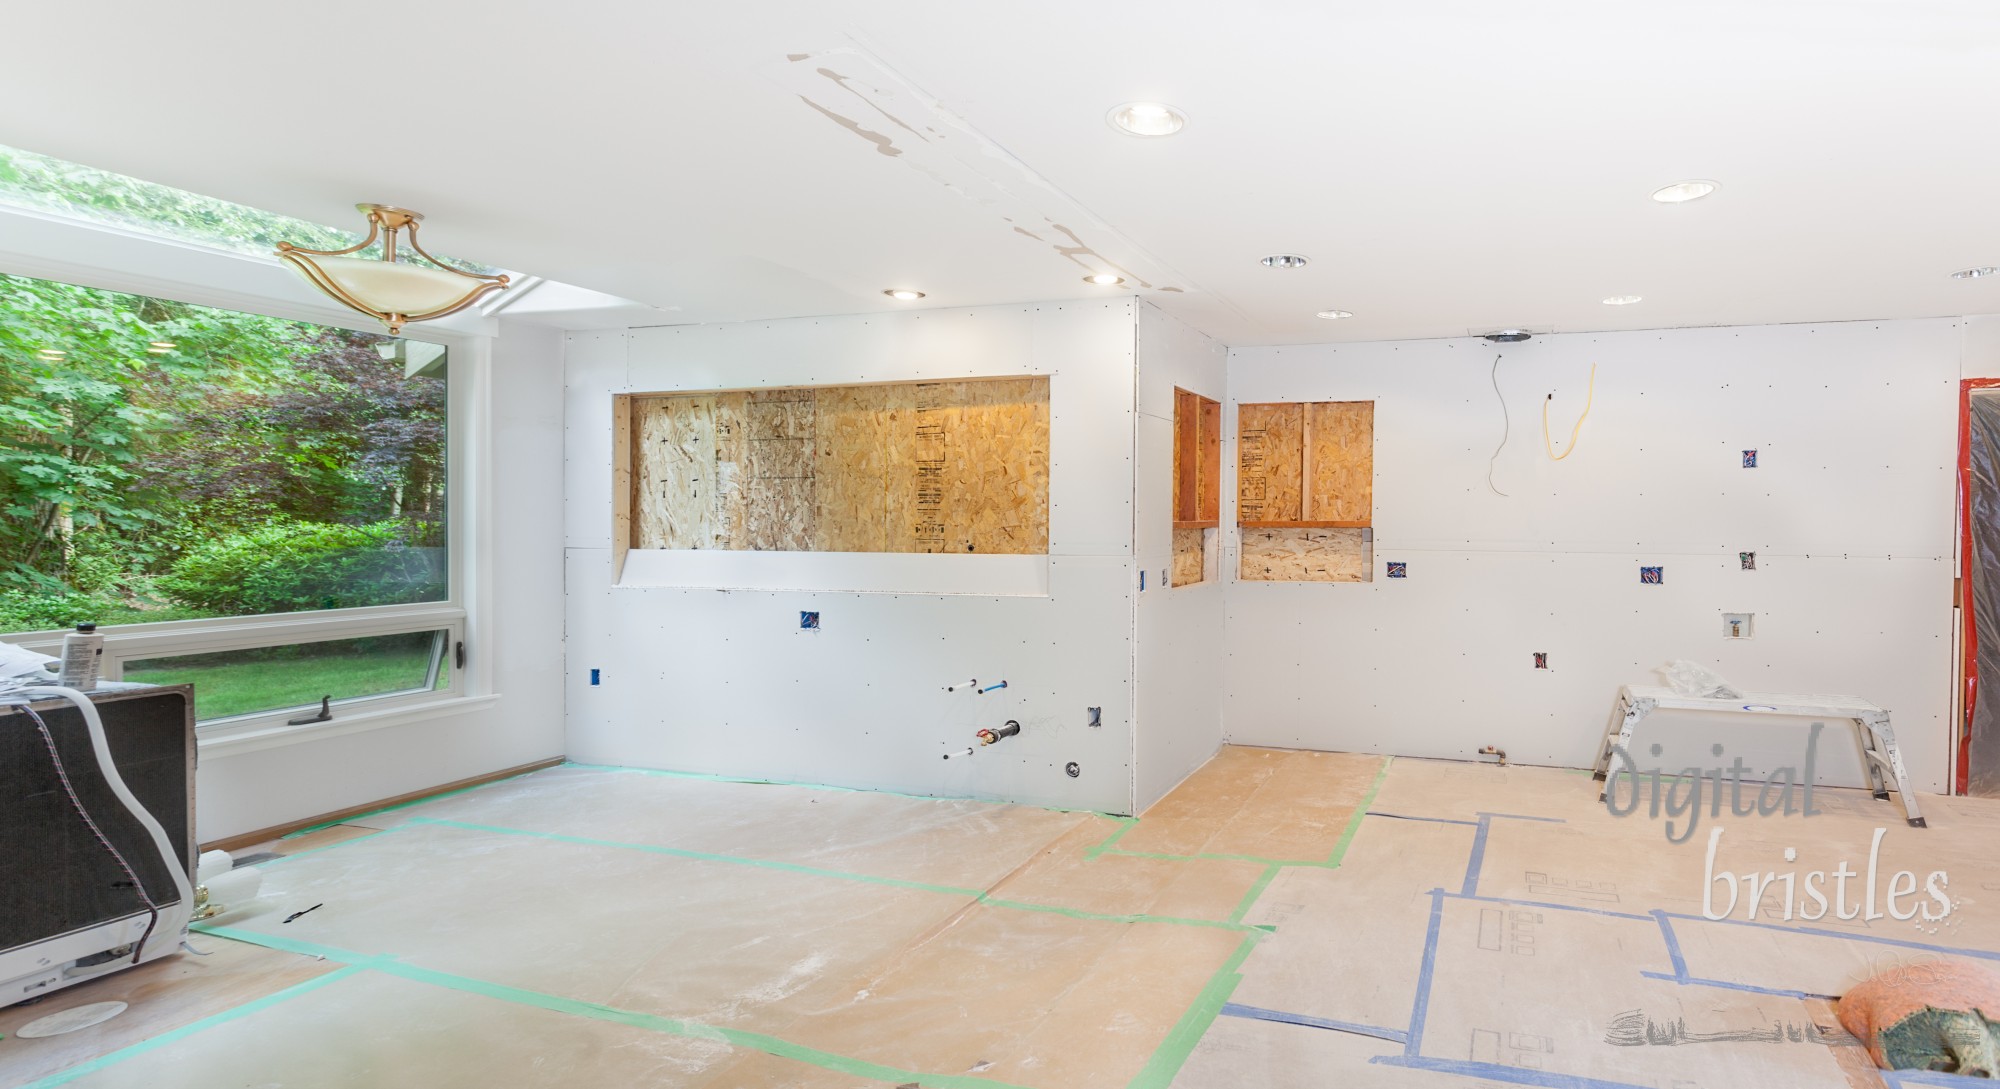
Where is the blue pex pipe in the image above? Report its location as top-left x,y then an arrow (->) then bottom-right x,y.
979,681 -> 1008,694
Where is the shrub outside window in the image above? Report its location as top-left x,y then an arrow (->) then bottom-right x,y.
0,269 -> 461,730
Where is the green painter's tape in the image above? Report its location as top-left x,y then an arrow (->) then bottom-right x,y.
1095,846 -> 1336,869
1226,864 -> 1282,927
1082,816 -> 1139,858
406,817 -> 988,897
1125,932 -> 1262,1089
282,764 -> 554,838
405,817 -> 1255,931
379,960 -> 1043,1089
199,926 -> 1039,1089
1117,757 -> 1391,1089
258,824 -> 405,867
1325,755 -> 1393,866
562,760 -> 1115,818
192,923 -> 380,963
979,897 -> 1256,932
21,964 -> 369,1088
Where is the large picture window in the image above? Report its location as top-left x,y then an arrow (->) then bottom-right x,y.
0,269 -> 460,731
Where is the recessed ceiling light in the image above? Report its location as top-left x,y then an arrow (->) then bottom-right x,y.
1083,273 -> 1126,286
1651,180 -> 1718,203
1316,309 -> 1353,320
1108,102 -> 1186,137
1952,266 -> 1998,280
1602,295 -> 1642,305
1261,254 -> 1310,270
882,289 -> 926,301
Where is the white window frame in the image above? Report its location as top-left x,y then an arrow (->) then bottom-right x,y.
0,204 -> 497,756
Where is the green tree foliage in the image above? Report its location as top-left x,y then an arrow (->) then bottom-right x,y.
0,273 -> 300,585
0,142 -> 494,271
157,520 -> 445,617
0,145 -> 361,259
0,272 -> 447,627
0,143 -> 457,632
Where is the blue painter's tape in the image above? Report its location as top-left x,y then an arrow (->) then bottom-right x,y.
1460,816 -> 1491,896
1365,811 -> 1482,827
1372,1054 -> 1653,1089
1446,891 -> 1652,922
1657,911 -> 2000,961
1651,910 -> 1688,980
1460,812 -> 1566,897
1637,970 -> 1831,1000
1219,1002 -> 1407,1044
1404,888 -> 1446,1056
1886,1070 -> 2000,1088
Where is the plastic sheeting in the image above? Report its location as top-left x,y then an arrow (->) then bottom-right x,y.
1966,391 -> 2000,795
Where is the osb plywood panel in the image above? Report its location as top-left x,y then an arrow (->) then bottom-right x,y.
1199,397 -> 1221,522
632,378 -> 1047,554
741,389 -> 817,551
921,377 -> 1049,554
1306,401 -> 1373,523
1172,526 -> 1206,586
814,383 -> 910,553
1173,389 -> 1223,525
634,394 -> 716,548
1237,402 -> 1304,523
1173,390 -> 1193,519
1239,527 -> 1371,582
612,395 -> 634,578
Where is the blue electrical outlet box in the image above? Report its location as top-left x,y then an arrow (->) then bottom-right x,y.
589,668 -> 601,686
799,611 -> 820,630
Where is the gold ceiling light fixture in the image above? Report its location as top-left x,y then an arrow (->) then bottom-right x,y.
276,204 -> 507,333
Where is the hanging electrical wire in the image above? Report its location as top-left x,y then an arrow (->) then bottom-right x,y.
1542,363 -> 1598,461
1486,353 -> 1510,496
16,703 -> 161,964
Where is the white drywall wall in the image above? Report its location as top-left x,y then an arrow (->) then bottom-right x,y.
1133,303 -> 1229,811
562,303 -> 1142,813
196,321 -> 569,839
1223,319 -> 1962,792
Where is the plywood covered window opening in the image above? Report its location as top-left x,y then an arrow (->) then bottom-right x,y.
1238,400 -> 1374,582
1171,388 -> 1221,586
617,377 -> 1050,558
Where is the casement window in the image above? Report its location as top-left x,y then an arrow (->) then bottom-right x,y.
0,269 -> 467,737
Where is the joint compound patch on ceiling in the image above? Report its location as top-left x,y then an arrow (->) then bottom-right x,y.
767,42 -> 1203,299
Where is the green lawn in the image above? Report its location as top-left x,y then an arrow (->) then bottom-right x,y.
124,638 -> 442,721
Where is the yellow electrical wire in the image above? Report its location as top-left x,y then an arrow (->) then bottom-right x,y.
1543,363 -> 1597,461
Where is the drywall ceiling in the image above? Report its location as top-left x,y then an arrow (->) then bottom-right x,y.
3,1 -> 1999,345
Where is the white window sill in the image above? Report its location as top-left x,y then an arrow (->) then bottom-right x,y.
617,549 -> 1051,596
198,694 -> 501,760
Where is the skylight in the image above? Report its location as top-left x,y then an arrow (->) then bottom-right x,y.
0,143 -> 494,273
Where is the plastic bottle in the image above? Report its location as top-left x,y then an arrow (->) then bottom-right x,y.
57,622 -> 103,691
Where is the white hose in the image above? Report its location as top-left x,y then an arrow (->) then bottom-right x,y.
0,685 -> 195,960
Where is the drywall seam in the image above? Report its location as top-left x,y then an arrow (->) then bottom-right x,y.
1222,320 -> 1960,790
1128,304 -> 1143,821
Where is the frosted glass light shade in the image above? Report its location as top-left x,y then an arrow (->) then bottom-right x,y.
291,255 -> 484,316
